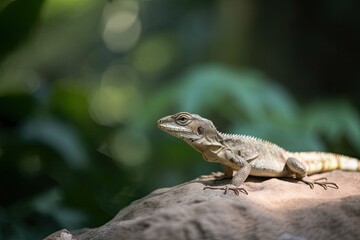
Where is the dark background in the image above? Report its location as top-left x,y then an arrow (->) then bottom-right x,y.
0,0 -> 359,239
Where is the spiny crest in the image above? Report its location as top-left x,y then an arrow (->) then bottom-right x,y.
219,131 -> 284,150
219,132 -> 243,139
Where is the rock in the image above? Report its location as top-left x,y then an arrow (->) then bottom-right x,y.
44,229 -> 78,240
54,171 -> 360,240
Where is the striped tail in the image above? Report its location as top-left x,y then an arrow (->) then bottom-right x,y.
288,152 -> 360,175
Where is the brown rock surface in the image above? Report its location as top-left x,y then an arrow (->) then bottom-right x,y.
44,229 -> 78,240
47,170 -> 360,240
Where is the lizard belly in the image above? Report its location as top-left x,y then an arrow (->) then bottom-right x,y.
248,159 -> 288,177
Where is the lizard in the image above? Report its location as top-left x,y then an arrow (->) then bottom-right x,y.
157,112 -> 360,195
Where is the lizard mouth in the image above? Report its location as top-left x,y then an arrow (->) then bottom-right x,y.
157,122 -> 195,140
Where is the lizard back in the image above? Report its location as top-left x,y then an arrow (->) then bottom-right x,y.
219,133 -> 291,177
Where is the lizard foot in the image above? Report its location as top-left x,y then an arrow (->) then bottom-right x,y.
301,177 -> 339,190
203,185 -> 248,195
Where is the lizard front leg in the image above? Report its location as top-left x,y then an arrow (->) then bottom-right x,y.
203,150 -> 251,195
286,157 -> 339,189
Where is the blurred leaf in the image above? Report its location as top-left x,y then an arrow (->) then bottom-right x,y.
145,63 -> 298,124
20,118 -> 89,169
303,101 -> 360,153
32,188 -> 86,229
346,112 -> 360,153
0,0 -> 14,12
0,0 -> 45,62
177,63 -> 298,122
41,0 -> 93,19
0,94 -> 34,128
51,82 -> 90,124
50,81 -> 103,142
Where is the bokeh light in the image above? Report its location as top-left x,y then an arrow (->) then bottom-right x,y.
89,64 -> 142,126
132,34 -> 178,75
102,0 -> 141,53
109,129 -> 150,167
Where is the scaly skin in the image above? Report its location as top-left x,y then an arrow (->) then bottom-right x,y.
157,112 -> 360,195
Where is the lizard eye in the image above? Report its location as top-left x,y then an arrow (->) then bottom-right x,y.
176,114 -> 190,125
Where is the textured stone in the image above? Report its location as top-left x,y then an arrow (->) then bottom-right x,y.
44,229 -> 78,240
47,170 -> 360,240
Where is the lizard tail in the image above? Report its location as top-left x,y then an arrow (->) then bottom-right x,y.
289,152 -> 360,175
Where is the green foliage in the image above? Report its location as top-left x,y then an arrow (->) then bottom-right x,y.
0,0 -> 45,61
303,101 -> 360,153
147,64 -> 360,153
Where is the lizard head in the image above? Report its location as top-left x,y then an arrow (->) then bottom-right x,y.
157,112 -> 218,143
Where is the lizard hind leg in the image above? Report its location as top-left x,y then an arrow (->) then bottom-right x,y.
286,157 -> 339,190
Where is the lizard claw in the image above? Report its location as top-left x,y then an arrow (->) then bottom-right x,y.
203,185 -> 248,195
301,177 -> 339,190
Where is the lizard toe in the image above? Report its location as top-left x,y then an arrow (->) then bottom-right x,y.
230,187 -> 248,195
203,185 -> 248,195
300,176 -> 338,190
314,181 -> 338,190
